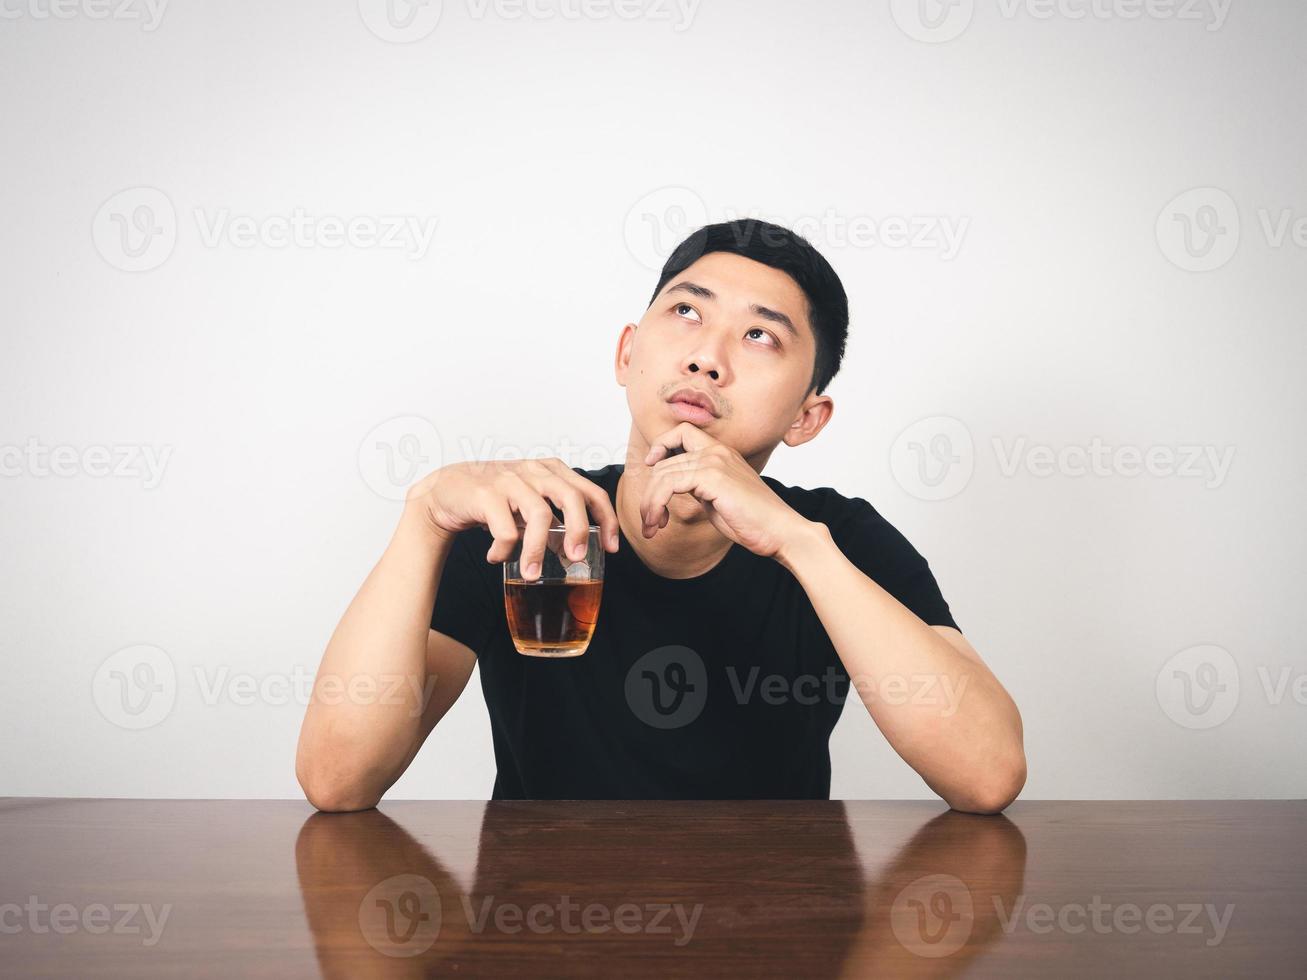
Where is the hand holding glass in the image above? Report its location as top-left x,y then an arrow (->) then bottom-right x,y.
503,524 -> 605,657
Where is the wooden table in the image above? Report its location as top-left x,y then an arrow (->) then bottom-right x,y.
0,799 -> 1302,977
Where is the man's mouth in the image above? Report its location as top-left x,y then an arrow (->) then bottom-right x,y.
666,388 -> 720,422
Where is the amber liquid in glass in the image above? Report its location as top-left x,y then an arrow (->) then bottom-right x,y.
503,578 -> 603,657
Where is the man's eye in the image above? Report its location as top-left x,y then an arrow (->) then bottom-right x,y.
675,303 -> 701,322
746,327 -> 778,347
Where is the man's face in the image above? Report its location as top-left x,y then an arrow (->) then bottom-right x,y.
615,251 -> 834,467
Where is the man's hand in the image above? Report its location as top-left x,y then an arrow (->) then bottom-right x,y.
407,458 -> 620,580
639,422 -> 814,560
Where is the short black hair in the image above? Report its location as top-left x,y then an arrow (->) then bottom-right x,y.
648,218 -> 849,396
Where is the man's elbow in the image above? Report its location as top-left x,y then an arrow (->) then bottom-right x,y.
296,758 -> 383,813
947,755 -> 1027,815
302,783 -> 381,813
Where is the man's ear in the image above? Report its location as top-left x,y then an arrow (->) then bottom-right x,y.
614,323 -> 637,387
783,394 -> 834,448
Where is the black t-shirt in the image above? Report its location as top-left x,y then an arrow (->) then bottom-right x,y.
430,463 -> 959,800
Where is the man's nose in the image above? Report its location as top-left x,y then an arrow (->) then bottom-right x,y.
682,339 -> 726,381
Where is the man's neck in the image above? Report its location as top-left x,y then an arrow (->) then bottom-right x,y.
615,454 -> 735,581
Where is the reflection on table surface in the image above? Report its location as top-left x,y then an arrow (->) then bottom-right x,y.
295,800 -> 1025,978
1,799 -> 1304,977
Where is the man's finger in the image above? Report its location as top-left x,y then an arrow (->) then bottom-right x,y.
640,458 -> 714,532
565,469 -> 622,553
643,421 -> 719,466
541,459 -> 621,553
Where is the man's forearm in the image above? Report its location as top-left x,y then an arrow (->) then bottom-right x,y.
777,520 -> 1026,813
295,504 -> 452,810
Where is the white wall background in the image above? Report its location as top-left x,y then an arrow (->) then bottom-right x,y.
2,0 -> 1303,801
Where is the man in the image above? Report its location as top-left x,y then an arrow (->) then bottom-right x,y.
296,219 -> 1026,813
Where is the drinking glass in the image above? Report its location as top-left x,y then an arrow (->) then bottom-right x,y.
503,523 -> 605,657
